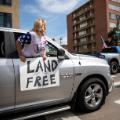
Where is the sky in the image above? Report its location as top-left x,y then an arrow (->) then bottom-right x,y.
20,0 -> 88,45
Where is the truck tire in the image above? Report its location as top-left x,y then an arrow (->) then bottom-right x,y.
110,61 -> 119,74
76,77 -> 107,112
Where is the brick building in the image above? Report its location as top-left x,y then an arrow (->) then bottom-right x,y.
0,0 -> 19,28
67,0 -> 120,54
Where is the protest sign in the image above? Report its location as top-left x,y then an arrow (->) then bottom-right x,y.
20,57 -> 60,91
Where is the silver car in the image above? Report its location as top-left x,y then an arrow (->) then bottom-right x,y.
0,28 -> 112,119
101,46 -> 120,74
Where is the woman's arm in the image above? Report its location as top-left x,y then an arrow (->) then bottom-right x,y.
16,41 -> 26,62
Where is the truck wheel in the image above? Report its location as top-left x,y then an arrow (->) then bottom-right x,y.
110,61 -> 119,74
76,78 -> 107,112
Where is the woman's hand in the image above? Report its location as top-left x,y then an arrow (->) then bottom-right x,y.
42,55 -> 47,61
19,55 -> 26,62
41,49 -> 47,61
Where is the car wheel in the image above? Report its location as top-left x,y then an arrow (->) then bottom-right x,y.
76,77 -> 107,112
110,61 -> 119,74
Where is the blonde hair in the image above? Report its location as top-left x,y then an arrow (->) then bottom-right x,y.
33,18 -> 46,32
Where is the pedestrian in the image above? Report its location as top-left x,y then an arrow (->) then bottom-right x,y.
16,18 -> 47,62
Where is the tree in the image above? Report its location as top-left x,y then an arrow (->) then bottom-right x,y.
108,16 -> 120,46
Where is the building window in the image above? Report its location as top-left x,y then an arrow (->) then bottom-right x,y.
109,13 -> 120,20
73,20 -> 77,25
80,22 -> 87,28
111,0 -> 120,3
74,33 -> 77,38
73,14 -> 76,19
79,30 -> 86,36
0,13 -> 12,28
91,27 -> 94,33
80,37 -> 87,43
79,16 -> 86,21
74,26 -> 77,31
83,45 -> 87,49
0,13 -> 4,27
90,4 -> 93,8
108,4 -> 120,12
0,0 -> 12,6
74,39 -> 77,45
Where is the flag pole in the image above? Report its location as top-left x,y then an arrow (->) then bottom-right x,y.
101,35 -> 107,49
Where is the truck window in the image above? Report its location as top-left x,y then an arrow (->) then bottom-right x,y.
46,43 -> 68,59
7,32 -> 24,58
0,31 -> 5,58
46,43 -> 58,57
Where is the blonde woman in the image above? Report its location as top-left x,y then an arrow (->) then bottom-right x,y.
16,18 -> 47,62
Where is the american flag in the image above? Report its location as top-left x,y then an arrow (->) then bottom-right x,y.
19,32 -> 31,45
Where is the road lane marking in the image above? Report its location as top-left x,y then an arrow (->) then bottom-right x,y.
112,75 -> 117,78
114,100 -> 120,105
112,75 -> 120,87
114,82 -> 120,87
60,116 -> 81,120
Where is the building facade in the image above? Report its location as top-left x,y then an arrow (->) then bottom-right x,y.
0,0 -> 19,28
67,0 -> 120,54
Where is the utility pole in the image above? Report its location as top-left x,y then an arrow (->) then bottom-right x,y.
60,37 -> 62,45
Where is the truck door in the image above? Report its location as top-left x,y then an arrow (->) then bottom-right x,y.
0,31 -> 15,113
11,32 -> 74,110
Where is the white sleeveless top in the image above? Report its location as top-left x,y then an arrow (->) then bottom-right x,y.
18,31 -> 47,57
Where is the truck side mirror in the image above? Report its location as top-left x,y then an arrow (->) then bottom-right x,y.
57,49 -> 65,60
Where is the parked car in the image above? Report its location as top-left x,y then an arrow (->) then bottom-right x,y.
0,27 -> 112,119
101,46 -> 120,74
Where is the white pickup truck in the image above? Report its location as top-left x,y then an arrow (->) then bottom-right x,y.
0,27 -> 112,119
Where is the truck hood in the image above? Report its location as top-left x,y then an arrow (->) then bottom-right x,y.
71,54 -> 108,65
